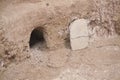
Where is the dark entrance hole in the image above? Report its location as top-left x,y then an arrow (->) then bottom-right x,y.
29,27 -> 46,49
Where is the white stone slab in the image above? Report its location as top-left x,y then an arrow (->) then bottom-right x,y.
70,37 -> 89,50
70,19 -> 89,38
69,19 -> 89,50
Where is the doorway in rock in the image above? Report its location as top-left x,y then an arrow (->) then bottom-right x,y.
29,27 -> 47,50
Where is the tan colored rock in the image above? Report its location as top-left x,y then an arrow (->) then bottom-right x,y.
47,49 -> 69,68
70,19 -> 89,50
0,0 -> 92,63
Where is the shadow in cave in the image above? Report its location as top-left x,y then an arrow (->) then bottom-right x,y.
29,27 -> 47,49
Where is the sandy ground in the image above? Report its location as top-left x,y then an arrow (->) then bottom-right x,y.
0,36 -> 120,80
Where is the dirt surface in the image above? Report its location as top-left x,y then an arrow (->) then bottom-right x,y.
0,0 -> 93,60
0,36 -> 120,80
0,0 -> 120,80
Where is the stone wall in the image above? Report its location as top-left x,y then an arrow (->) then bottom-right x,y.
0,0 -> 120,65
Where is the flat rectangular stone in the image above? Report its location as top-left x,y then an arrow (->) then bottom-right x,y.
70,19 -> 89,39
71,37 -> 89,50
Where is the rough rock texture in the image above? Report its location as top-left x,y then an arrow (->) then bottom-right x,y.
0,36 -> 120,80
0,0 -> 120,80
0,0 -> 93,63
0,0 -> 120,65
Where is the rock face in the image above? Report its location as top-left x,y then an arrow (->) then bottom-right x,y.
2,0 -> 120,63
69,19 -> 89,50
0,0 -> 93,63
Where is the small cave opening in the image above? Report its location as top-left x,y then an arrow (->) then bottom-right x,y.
29,27 -> 46,49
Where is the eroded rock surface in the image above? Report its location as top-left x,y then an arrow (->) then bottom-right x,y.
0,0 -> 93,63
